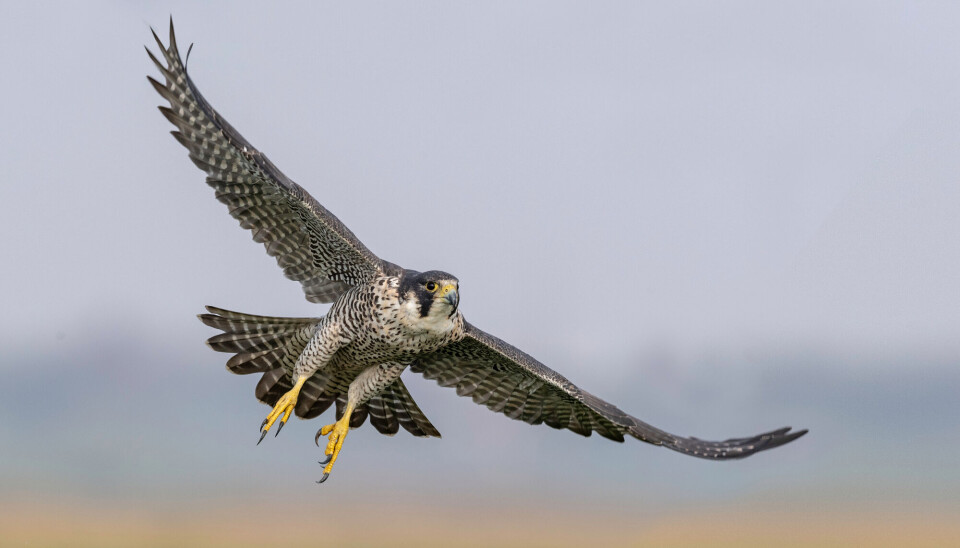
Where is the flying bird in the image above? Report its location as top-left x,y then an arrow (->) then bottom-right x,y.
147,20 -> 806,483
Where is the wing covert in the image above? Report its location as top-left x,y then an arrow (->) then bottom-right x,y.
412,322 -> 807,459
147,20 -> 389,302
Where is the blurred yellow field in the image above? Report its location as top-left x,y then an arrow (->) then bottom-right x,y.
3,499 -> 958,548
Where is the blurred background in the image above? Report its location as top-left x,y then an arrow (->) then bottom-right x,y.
2,2 -> 958,546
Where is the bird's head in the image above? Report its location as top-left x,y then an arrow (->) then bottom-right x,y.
399,269 -> 460,327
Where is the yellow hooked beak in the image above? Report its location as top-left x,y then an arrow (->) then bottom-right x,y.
438,284 -> 459,309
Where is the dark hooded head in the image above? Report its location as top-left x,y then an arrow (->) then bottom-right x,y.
399,269 -> 460,319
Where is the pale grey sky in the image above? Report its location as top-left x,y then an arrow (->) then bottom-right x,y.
1,0 -> 958,516
2,2 -> 958,360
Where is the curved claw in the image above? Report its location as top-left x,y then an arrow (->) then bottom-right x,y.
315,429 -> 323,447
316,472 -> 330,484
318,454 -> 331,465
256,377 -> 306,446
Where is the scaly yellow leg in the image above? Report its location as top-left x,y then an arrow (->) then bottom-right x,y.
258,376 -> 307,444
314,401 -> 355,483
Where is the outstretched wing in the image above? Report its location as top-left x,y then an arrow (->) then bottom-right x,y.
412,322 -> 807,459
147,20 -> 391,303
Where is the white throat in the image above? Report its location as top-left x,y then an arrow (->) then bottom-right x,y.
399,298 -> 456,336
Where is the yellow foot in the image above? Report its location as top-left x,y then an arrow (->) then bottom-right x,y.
314,403 -> 355,483
258,376 -> 306,444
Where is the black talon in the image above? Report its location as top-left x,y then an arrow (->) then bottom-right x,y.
316,472 -> 330,484
315,430 -> 322,447
275,420 -> 285,437
260,419 -> 268,432
318,454 -> 331,465
257,430 -> 267,445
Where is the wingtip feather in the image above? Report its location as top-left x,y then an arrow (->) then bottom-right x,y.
150,26 -> 166,55
784,427 -> 809,442
168,16 -> 179,57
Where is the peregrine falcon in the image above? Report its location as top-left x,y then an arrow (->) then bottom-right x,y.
147,20 -> 806,483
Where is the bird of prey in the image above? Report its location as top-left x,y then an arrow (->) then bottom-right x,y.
147,20 -> 806,483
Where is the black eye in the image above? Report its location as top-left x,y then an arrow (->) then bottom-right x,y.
425,282 -> 438,292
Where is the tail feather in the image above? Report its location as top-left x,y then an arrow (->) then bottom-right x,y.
255,367 -> 292,404
226,347 -> 291,375
380,378 -> 441,438
206,330 -> 290,352
199,306 -> 320,405
296,374 -> 336,419
199,305 -> 319,377
200,305 -> 319,327
367,396 -> 400,435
